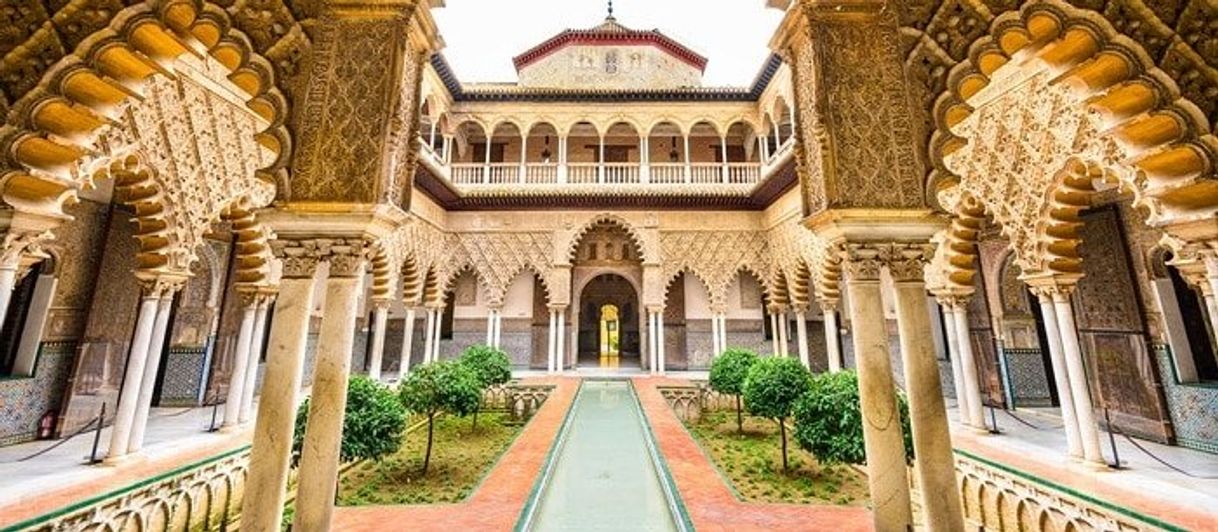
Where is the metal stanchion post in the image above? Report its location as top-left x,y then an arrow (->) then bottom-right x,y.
88,403 -> 105,464
988,404 -> 1001,434
1104,408 -> 1122,469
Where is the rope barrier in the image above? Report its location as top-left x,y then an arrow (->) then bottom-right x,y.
1108,424 -> 1218,480
9,417 -> 101,463
1001,409 -> 1063,431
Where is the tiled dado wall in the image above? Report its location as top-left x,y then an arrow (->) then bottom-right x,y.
157,346 -> 211,407
1155,347 -> 1218,455
0,342 -> 77,445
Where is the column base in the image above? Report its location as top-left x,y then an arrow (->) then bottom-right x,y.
101,452 -> 144,467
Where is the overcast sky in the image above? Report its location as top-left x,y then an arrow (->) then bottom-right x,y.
431,0 -> 786,87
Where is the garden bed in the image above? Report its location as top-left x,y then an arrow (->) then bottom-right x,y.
337,411 -> 524,505
684,411 -> 868,505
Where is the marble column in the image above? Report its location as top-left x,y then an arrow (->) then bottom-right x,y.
431,305 -> 444,361
295,261 -> 366,531
711,312 -> 721,357
556,307 -> 566,370
950,304 -> 986,429
547,308 -> 558,374
367,301 -> 389,381
1050,286 -> 1105,465
493,309 -> 502,349
937,298 -> 971,421
842,246 -> 912,531
485,311 -> 495,346
128,291 -> 176,453
223,296 -> 258,428
241,270 -> 319,531
239,295 -> 272,424
0,266 -> 15,329
647,310 -> 658,374
1200,254 -> 1218,340
1031,288 -> 1082,458
795,311 -> 809,368
398,308 -> 416,379
769,312 -> 780,356
658,308 -> 667,375
889,250 -> 964,531
778,311 -> 790,357
11,274 -> 57,376
106,279 -> 175,462
821,302 -> 842,373
718,314 -> 728,353
422,308 -> 436,364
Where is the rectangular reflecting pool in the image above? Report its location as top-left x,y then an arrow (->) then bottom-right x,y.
521,380 -> 684,532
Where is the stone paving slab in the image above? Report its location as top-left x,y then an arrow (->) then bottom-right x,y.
0,408 -> 252,528
331,376 -> 577,531
633,377 -> 873,532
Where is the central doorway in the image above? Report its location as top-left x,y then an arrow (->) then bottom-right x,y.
578,273 -> 640,368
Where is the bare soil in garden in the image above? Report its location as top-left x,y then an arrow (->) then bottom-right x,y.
685,411 -> 869,505
337,412 -> 523,505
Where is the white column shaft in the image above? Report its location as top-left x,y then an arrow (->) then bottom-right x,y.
398,308 -> 416,379
556,309 -> 566,370
658,311 -> 666,375
422,309 -> 436,363
105,296 -> 160,460
127,294 -> 175,454
941,305 -> 970,420
295,277 -> 363,530
239,299 -> 270,424
795,312 -> 809,368
769,312 -> 780,356
223,303 -> 258,427
1036,295 -> 1082,458
1052,293 -> 1105,464
824,310 -> 842,373
845,278 -> 912,530
952,307 -> 986,428
368,306 -> 388,381
12,275 -> 57,376
240,278 -> 316,531
0,267 -> 18,330
711,314 -> 721,358
893,282 -> 966,531
547,310 -> 557,374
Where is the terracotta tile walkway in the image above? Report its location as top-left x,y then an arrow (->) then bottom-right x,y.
633,377 -> 873,532
331,376 -> 577,531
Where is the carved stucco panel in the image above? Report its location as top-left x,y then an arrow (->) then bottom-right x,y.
945,69 -> 1127,275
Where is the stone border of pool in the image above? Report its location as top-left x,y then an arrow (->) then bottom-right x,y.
628,379 -> 696,532
513,379 -> 585,531
330,377 -> 578,531
632,377 -> 874,532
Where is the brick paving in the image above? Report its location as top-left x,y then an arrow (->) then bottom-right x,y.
633,377 -> 874,532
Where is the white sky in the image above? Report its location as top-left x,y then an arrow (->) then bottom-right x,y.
431,0 -> 786,87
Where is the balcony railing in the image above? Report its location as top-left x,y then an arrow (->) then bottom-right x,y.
445,161 -> 771,188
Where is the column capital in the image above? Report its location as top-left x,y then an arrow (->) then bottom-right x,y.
547,304 -> 568,313
1025,278 -> 1078,301
272,237 -> 374,279
841,242 -> 885,282
136,274 -> 188,300
646,305 -> 665,315
0,227 -> 55,280
881,242 -> 934,283
816,297 -> 840,313
371,297 -> 392,311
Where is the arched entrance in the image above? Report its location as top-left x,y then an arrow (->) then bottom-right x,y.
577,274 -> 640,368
